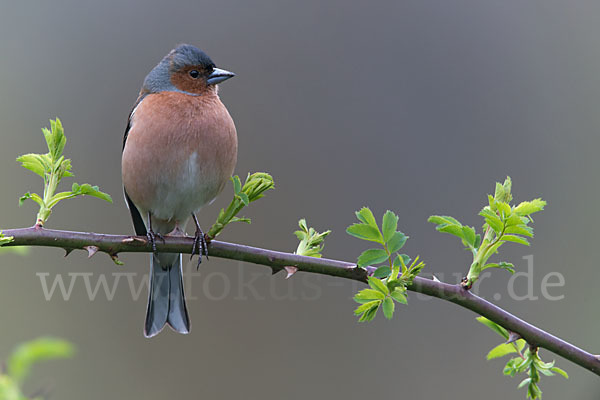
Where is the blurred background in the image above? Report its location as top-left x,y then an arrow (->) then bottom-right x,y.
0,0 -> 599,398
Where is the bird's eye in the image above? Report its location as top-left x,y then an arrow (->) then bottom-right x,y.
189,70 -> 200,79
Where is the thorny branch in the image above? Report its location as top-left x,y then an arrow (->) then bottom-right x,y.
2,226 -> 599,376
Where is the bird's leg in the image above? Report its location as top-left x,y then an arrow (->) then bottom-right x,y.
191,213 -> 209,269
146,211 -> 164,253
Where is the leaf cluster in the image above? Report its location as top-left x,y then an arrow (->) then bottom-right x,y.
428,177 -> 546,287
0,337 -> 74,400
17,119 -> 112,226
208,172 -> 275,238
347,208 -> 424,321
294,219 -> 331,258
477,317 -> 567,399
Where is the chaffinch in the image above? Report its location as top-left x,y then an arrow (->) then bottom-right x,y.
122,44 -> 237,337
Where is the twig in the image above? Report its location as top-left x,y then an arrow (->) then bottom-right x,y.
2,226 -> 599,376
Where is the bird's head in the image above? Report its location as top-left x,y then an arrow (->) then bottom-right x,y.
142,44 -> 235,96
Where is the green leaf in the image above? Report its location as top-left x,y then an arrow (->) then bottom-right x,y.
485,240 -> 503,257
346,223 -> 383,243
47,118 -> 67,161
359,304 -> 379,322
481,261 -> 515,274
396,254 -> 411,268
48,191 -> 76,205
504,358 -> 521,377
229,216 -> 251,224
231,175 -> 242,194
208,172 -> 274,238
505,213 -> 526,227
7,337 -> 74,384
501,234 -> 530,246
406,256 -> 425,277
386,231 -> 407,253
504,225 -> 534,237
16,153 -> 50,177
241,172 -> 275,202
72,183 -> 113,203
550,367 -> 569,379
294,219 -> 331,258
428,215 -> 478,248
428,215 -> 462,226
381,210 -> 399,243
18,192 -> 43,207
390,289 -> 407,304
357,248 -> 389,267
372,266 -> 391,279
237,192 -> 250,206
389,261 -> 400,282
528,382 -> 542,399
486,343 -> 519,360
382,297 -> 394,319
476,316 -> 509,340
501,176 -> 512,202
538,367 -> 555,377
474,233 -> 482,248
514,199 -> 546,216
494,181 -> 505,202
386,279 -> 404,292
496,201 -> 512,218
368,276 -> 389,295
436,224 -> 464,237
354,300 -> 380,315
480,208 -> 504,234
518,377 -> 531,389
355,207 -> 378,227
354,289 -> 386,302
461,225 -> 476,247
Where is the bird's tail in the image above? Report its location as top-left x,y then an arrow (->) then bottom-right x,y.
144,253 -> 190,337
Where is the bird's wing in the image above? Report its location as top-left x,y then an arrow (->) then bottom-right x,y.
123,96 -> 148,236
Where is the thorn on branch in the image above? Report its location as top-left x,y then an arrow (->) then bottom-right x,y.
84,245 -> 99,258
63,248 -> 74,257
432,274 -> 441,282
364,266 -> 376,276
506,331 -> 521,344
284,266 -> 298,279
121,236 -> 147,244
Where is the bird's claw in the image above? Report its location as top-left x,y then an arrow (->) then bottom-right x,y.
191,229 -> 209,270
146,230 -> 164,253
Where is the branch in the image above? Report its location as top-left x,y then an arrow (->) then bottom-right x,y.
3,226 -> 599,376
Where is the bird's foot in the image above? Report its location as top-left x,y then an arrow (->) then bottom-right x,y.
191,214 -> 209,270
146,230 -> 165,253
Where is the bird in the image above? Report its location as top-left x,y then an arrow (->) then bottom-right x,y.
121,44 -> 237,337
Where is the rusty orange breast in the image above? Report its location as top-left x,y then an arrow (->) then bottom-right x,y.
122,90 -> 237,221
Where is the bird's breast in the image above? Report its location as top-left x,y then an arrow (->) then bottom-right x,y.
122,91 -> 238,222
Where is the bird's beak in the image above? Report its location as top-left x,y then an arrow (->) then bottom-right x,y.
207,68 -> 236,85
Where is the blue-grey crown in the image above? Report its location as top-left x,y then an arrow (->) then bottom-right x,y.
141,44 -> 214,95
170,44 -> 215,71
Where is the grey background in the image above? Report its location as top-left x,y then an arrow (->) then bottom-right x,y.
0,0 -> 599,399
